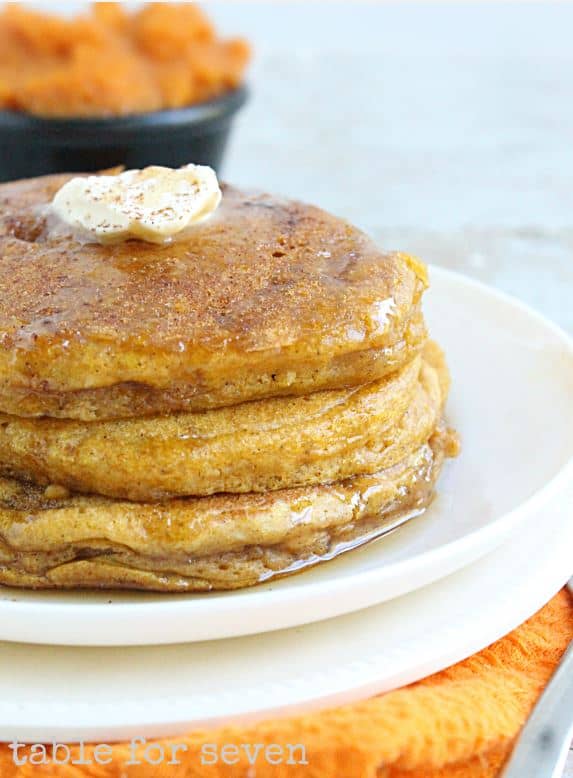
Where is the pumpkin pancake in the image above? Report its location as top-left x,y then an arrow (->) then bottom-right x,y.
0,344 -> 448,500
0,169 -> 459,593
0,425 -> 458,592
0,175 -> 427,420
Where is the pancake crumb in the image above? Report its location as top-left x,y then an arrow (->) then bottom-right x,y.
43,484 -> 70,501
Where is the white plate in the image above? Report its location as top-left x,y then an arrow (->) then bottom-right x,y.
1,475 -> 572,744
0,267 -> 572,646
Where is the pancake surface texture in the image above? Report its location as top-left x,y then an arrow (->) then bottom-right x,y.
0,175 -> 427,420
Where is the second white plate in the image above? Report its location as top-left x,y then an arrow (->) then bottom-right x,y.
0,266 -> 572,646
0,473 -> 571,743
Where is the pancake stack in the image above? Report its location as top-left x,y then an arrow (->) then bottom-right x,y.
0,175 -> 458,591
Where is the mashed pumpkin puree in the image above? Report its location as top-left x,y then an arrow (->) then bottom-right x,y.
0,3 -> 250,117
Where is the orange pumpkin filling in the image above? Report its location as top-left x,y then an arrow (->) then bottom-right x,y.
0,2 -> 250,118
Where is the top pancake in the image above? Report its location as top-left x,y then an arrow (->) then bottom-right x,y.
0,174 -> 428,420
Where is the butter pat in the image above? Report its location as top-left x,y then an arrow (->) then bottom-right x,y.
50,164 -> 222,244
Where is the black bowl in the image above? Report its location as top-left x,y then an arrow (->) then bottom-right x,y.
0,86 -> 247,182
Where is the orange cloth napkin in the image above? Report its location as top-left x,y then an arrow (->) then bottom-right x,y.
1,589 -> 571,778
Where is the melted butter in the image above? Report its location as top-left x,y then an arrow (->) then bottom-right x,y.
368,298 -> 397,334
49,164 -> 221,245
